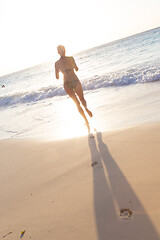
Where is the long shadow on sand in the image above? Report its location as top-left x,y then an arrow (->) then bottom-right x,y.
88,132 -> 159,240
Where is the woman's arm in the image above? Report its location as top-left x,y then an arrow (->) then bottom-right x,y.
72,57 -> 78,71
55,62 -> 59,79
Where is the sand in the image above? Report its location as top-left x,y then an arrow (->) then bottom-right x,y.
1,122 -> 160,240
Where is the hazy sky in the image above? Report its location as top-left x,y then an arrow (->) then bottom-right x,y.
0,0 -> 159,76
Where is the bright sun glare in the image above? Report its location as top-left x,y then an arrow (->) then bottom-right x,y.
0,0 -> 113,74
57,98 -> 91,139
43,95 -> 95,140
0,0 -> 159,76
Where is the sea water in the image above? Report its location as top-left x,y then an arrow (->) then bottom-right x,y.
0,27 -> 160,140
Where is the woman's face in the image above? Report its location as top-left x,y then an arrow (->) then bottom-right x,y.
58,47 -> 65,57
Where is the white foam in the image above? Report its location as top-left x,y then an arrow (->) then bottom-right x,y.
1,27 -> 160,108
0,61 -> 160,108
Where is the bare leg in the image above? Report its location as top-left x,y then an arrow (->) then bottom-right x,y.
75,81 -> 93,117
64,83 -> 90,132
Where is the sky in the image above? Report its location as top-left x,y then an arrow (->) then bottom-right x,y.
0,0 -> 159,76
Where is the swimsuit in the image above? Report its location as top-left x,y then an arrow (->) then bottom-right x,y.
63,68 -> 79,90
65,79 -> 79,90
64,69 -> 72,74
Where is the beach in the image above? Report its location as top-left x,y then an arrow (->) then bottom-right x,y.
1,122 -> 160,239
1,27 -> 160,239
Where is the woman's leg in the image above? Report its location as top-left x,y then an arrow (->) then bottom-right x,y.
75,81 -> 93,117
64,83 -> 90,132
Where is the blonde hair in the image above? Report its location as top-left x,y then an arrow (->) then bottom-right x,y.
57,45 -> 65,53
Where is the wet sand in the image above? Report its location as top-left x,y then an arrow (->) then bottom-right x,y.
1,122 -> 160,239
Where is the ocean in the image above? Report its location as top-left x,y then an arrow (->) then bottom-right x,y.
0,27 -> 160,140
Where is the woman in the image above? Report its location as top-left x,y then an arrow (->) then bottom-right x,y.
55,45 -> 93,132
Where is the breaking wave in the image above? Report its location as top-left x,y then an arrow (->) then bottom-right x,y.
1,62 -> 160,107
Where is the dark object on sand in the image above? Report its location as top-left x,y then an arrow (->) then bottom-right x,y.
120,208 -> 133,218
20,230 -> 26,239
91,161 -> 98,167
3,232 -> 13,238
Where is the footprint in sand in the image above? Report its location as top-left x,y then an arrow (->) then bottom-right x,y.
91,161 -> 98,167
120,208 -> 133,219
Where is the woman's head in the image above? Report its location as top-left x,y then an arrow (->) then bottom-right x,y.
57,45 -> 65,57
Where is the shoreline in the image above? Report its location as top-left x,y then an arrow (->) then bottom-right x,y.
1,121 -> 160,239
1,80 -> 160,141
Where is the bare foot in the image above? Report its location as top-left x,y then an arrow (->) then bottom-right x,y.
85,108 -> 93,117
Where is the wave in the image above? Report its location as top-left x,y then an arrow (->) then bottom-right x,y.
83,63 -> 160,90
1,64 -> 160,108
0,86 -> 66,107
